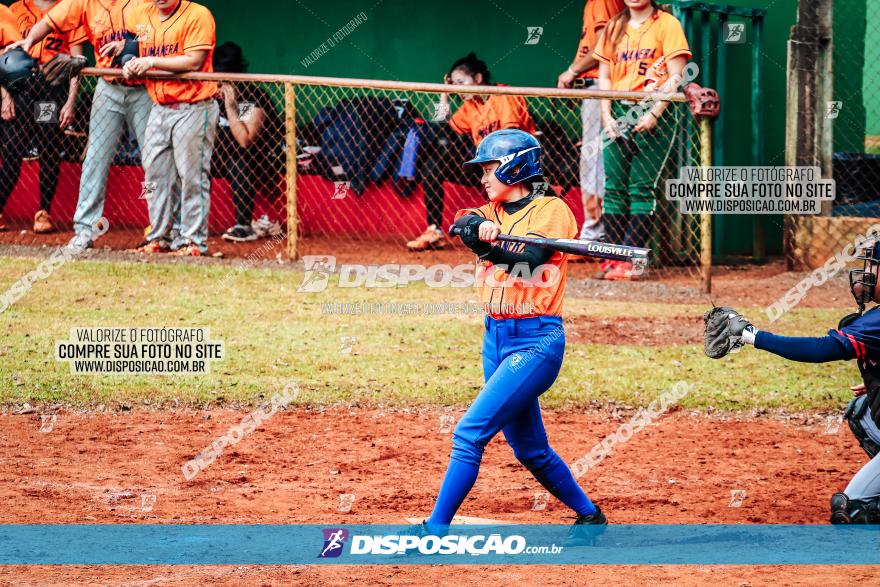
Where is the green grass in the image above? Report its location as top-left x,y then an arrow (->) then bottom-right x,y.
0,255 -> 856,411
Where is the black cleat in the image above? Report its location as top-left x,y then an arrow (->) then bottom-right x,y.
830,493 -> 851,524
830,492 -> 880,524
566,506 -> 608,547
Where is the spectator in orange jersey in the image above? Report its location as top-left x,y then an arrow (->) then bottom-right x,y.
406,52 -> 536,252
0,0 -> 85,234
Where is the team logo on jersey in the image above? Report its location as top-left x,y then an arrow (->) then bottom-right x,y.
318,528 -> 349,558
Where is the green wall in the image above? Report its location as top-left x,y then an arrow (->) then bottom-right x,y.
208,0 -> 583,85
833,0 -> 867,152
864,0 -> 880,136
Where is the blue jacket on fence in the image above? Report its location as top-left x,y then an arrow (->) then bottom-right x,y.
310,97 -> 400,195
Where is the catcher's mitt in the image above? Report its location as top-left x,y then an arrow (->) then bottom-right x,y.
684,83 -> 720,120
703,306 -> 753,359
41,54 -> 87,87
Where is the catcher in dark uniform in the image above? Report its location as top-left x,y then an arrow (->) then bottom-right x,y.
704,240 -> 880,524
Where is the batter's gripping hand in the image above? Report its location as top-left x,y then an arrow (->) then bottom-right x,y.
41,54 -> 87,86
450,216 -> 492,258
703,306 -> 754,359
684,83 -> 720,120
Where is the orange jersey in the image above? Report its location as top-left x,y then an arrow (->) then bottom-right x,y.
10,0 -> 85,64
593,9 -> 691,92
130,0 -> 216,105
454,196 -> 577,319
0,5 -> 23,47
44,0 -> 150,69
575,0 -> 626,79
449,90 -> 536,146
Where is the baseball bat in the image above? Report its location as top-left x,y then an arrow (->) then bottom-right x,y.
448,226 -> 651,263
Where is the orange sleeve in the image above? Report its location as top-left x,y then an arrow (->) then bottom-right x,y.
574,2 -> 590,60
660,13 -> 691,61
577,0 -> 624,60
0,6 -> 22,47
454,203 -> 492,223
528,198 -> 577,240
68,24 -> 88,46
498,96 -> 534,133
592,29 -> 611,64
182,6 -> 215,53
448,103 -> 470,137
45,0 -> 86,35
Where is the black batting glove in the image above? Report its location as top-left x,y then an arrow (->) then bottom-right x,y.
453,214 -> 492,258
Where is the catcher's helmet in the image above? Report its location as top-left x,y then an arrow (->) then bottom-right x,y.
0,48 -> 37,92
463,129 -> 542,185
850,239 -> 880,313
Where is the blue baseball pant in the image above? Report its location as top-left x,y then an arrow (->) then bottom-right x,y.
426,315 -> 596,524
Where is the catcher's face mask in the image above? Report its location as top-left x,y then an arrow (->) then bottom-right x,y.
850,240 -> 880,312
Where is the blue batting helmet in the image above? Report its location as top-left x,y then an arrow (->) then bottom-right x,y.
463,129 -> 542,185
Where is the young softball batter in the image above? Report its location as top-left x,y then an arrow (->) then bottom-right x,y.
709,239 -> 880,524
431,129 -> 605,539
593,0 -> 691,280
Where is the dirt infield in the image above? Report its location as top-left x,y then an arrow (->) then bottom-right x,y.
1,407 -> 876,585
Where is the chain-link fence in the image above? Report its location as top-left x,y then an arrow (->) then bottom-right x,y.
0,72 -> 288,258
0,69 -> 709,282
785,0 -> 880,270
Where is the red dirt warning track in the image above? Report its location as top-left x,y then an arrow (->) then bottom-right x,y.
0,407 -> 877,585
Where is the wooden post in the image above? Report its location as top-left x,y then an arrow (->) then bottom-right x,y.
700,118 -> 713,294
784,0 -> 833,269
284,82 -> 298,260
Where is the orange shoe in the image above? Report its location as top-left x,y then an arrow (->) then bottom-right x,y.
604,261 -> 634,281
33,210 -> 55,234
170,244 -> 202,257
406,224 -> 446,251
133,240 -> 169,254
591,259 -> 616,279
